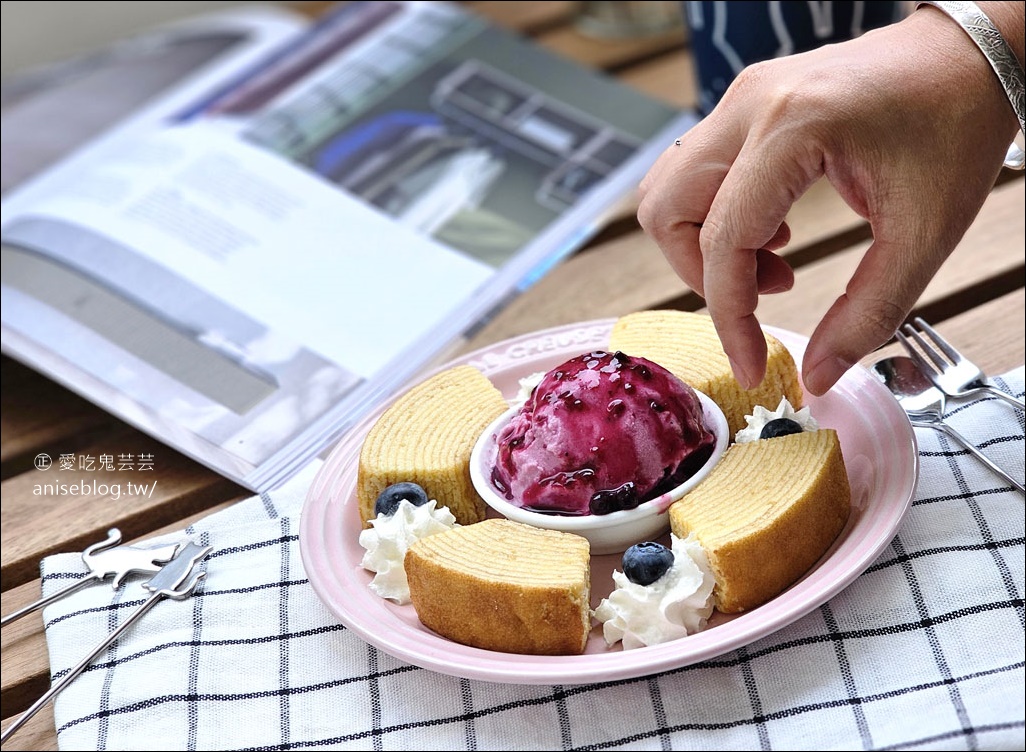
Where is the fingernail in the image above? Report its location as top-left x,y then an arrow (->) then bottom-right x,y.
728,356 -> 755,391
805,355 -> 852,396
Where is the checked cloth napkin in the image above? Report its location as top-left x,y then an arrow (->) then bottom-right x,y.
36,367 -> 1025,751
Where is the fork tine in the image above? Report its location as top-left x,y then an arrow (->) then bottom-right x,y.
895,329 -> 943,377
899,318 -> 1023,411
899,324 -> 948,371
911,316 -> 962,364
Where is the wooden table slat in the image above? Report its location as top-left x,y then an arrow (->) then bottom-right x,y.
537,18 -> 686,71
0,581 -> 54,724
755,178 -> 1025,337
0,358 -> 120,473
462,175 -> 1022,354
920,289 -> 1025,375
459,175 -> 869,353
616,49 -> 697,107
0,431 -> 244,588
465,1 -> 578,33
0,705 -> 58,752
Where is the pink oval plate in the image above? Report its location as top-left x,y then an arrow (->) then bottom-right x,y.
300,320 -> 918,684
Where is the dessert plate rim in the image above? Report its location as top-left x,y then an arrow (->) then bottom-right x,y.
300,319 -> 918,684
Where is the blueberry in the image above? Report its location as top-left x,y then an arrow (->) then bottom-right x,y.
589,482 -> 639,515
374,482 -> 429,517
622,541 -> 674,585
760,418 -> 804,439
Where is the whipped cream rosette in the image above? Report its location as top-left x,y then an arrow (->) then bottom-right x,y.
593,533 -> 715,650
358,499 -> 456,604
734,398 -> 818,444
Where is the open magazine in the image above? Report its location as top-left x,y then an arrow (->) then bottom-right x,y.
1,0 -> 697,491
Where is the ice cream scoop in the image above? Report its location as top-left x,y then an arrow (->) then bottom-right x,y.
490,350 -> 716,516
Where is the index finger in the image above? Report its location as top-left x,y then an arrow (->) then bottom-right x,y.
701,136 -> 821,388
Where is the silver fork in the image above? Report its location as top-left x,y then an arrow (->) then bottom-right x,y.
897,317 -> 1025,411
872,356 -> 1025,495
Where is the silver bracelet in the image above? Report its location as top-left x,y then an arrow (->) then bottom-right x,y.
917,0 -> 1026,169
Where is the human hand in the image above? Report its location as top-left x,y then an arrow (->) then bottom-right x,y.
637,6 -> 1020,395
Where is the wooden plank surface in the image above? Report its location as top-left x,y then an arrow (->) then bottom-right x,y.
617,49 -> 697,107
0,358 -> 119,475
0,430 -> 244,588
756,179 -> 1025,337
0,707 -> 57,752
458,175 -> 869,353
537,21 -> 686,71
924,289 -> 1025,375
465,1 -> 577,33
461,176 -> 1021,354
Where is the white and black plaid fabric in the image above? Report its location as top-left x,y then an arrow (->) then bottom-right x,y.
38,368 -> 1025,751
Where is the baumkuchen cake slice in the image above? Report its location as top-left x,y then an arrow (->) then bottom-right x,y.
669,429 -> 850,613
609,310 -> 802,436
404,519 -> 592,655
357,365 -> 507,526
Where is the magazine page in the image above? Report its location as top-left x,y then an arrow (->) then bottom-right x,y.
1,1 -> 696,490
1,5 -> 307,194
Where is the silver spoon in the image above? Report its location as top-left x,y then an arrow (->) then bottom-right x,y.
871,356 -> 1024,495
